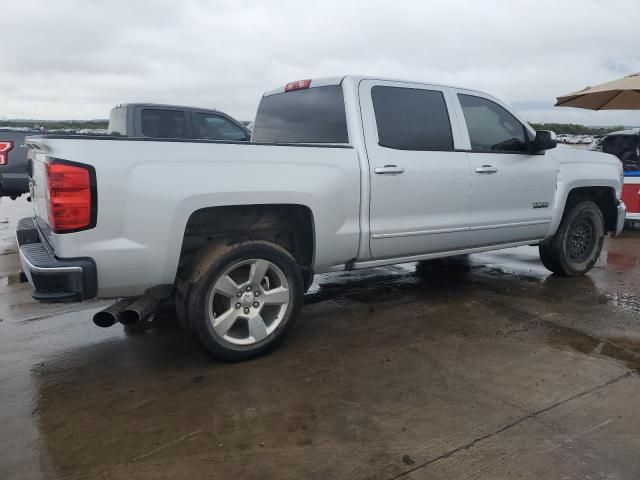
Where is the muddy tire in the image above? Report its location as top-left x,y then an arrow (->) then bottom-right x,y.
539,201 -> 605,277
180,240 -> 304,362
174,276 -> 192,333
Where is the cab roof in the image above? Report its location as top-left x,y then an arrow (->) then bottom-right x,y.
262,75 -> 484,97
114,103 -> 220,113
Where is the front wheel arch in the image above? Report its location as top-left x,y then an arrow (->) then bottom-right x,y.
552,186 -> 618,235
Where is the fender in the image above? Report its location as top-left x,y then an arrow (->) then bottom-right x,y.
546,161 -> 622,237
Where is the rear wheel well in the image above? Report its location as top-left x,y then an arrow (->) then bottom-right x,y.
565,187 -> 617,232
177,204 -> 315,286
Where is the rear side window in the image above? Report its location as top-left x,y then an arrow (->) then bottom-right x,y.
108,107 -> 126,136
372,86 -> 453,151
141,109 -> 187,139
458,94 -> 528,152
252,86 -> 348,143
194,113 -> 249,141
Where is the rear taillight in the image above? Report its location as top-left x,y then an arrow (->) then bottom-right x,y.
285,79 -> 311,92
0,141 -> 13,165
46,160 -> 95,233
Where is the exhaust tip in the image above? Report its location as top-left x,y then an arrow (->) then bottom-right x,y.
93,311 -> 117,328
119,309 -> 140,326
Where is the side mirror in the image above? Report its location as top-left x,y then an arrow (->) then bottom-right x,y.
531,130 -> 557,152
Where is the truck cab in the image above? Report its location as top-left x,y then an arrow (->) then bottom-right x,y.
108,103 -> 251,141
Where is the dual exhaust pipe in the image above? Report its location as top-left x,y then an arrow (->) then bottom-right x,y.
93,285 -> 172,328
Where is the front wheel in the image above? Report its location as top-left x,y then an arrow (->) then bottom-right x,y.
539,200 -> 605,276
181,240 -> 304,361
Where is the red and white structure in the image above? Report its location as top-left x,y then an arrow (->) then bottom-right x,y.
622,172 -> 640,222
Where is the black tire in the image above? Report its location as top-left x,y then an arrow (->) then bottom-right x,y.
181,240 -> 304,361
539,200 -> 605,276
174,275 -> 192,333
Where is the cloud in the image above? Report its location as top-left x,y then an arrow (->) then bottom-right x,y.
1,0 -> 639,125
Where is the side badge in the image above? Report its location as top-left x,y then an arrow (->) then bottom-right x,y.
532,201 -> 549,209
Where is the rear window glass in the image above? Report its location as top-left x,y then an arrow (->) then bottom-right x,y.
252,85 -> 348,144
108,107 -> 126,136
141,109 -> 187,139
372,86 -> 453,151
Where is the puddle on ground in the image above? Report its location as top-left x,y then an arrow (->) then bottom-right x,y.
305,257 -> 475,306
547,325 -> 640,371
0,273 -> 22,287
606,251 -> 640,271
603,291 -> 640,315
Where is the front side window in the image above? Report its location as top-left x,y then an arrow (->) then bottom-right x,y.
458,94 -> 528,153
372,86 -> 453,151
141,109 -> 187,139
194,113 -> 249,141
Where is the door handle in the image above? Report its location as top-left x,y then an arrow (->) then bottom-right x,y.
475,165 -> 498,174
374,165 -> 405,175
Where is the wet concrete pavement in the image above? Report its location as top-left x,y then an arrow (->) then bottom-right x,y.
1,197 -> 640,479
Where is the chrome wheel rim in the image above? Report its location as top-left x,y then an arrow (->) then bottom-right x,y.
567,218 -> 595,262
206,259 -> 290,346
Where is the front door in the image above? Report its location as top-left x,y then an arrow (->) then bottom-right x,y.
359,80 -> 472,259
452,90 -> 557,247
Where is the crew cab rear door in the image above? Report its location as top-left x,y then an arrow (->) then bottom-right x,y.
451,89 -> 556,247
359,80 -> 472,259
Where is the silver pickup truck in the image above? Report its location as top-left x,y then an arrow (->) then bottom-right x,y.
19,75 -> 625,361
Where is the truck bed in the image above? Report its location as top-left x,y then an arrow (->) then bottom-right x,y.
23,134 -> 362,297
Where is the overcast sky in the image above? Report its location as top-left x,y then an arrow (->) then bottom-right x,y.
2,0 -> 639,125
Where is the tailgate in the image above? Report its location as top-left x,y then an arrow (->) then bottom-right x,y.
23,136 -> 50,229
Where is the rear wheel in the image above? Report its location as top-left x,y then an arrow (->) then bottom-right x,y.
539,200 -> 605,276
180,240 -> 304,361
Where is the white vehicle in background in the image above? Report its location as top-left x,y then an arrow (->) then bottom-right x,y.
19,75 -> 626,361
588,137 -> 604,151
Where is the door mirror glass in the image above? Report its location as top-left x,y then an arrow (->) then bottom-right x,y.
532,130 -> 557,152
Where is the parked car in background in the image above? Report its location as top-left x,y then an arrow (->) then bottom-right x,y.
0,129 -> 38,199
19,75 -> 625,361
1,104 -> 249,200
600,128 -> 639,170
108,103 -> 251,141
598,128 -> 640,225
588,136 -> 604,151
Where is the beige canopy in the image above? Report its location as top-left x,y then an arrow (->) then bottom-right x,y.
555,72 -> 640,110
